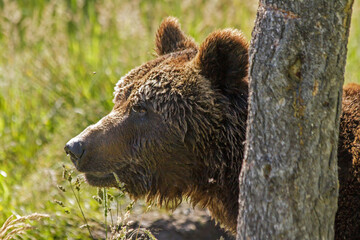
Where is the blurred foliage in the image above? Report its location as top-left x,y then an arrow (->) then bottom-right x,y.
0,0 -> 358,238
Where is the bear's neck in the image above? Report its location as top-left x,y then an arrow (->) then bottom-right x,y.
190,88 -> 248,233
192,172 -> 240,233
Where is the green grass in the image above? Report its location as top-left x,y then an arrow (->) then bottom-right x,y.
0,0 -> 359,238
346,2 -> 360,83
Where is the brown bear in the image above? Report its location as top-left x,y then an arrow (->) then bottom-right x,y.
65,17 -> 360,239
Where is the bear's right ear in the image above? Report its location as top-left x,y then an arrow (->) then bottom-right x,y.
155,17 -> 197,56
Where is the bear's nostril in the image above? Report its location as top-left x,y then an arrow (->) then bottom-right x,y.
64,139 -> 85,160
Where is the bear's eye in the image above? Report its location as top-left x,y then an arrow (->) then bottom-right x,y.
131,104 -> 147,114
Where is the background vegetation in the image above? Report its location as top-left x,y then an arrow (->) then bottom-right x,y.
0,0 -> 359,239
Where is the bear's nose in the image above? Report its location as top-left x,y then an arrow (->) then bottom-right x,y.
64,139 -> 85,162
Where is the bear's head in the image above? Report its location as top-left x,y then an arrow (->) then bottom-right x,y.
65,17 -> 248,211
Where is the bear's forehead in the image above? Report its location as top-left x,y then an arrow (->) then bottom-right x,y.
113,49 -> 198,102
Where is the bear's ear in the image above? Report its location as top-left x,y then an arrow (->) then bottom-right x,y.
155,17 -> 197,55
193,29 -> 249,90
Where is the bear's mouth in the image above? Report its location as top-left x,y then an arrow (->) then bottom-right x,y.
87,172 -> 113,178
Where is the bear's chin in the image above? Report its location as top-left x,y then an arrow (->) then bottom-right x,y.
84,172 -> 148,198
84,172 -> 118,187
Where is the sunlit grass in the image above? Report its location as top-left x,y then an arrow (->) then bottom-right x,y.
0,0 -> 358,238
345,1 -> 360,83
0,213 -> 49,240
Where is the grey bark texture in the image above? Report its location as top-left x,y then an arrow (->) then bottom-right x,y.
237,0 -> 354,239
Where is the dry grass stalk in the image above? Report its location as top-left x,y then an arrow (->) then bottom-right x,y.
0,213 -> 49,239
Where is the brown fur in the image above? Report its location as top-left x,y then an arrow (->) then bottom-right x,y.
65,17 -> 360,238
336,83 -> 360,239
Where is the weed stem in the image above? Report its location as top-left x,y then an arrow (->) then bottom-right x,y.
69,183 -> 94,239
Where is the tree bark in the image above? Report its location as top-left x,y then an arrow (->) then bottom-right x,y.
237,1 -> 354,239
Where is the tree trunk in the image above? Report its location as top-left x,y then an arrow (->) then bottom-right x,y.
237,1 -> 354,239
